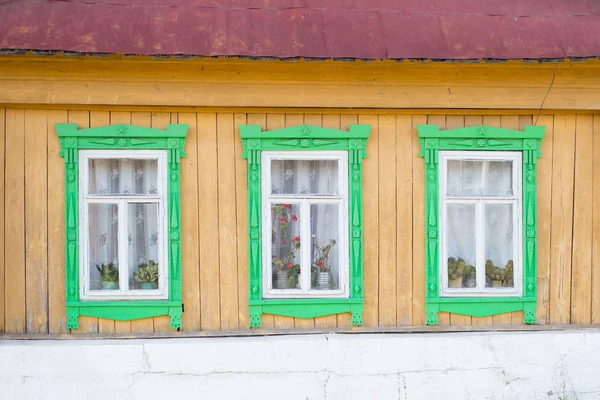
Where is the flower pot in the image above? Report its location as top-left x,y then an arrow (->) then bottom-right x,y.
316,272 -> 330,289
140,282 -> 156,290
491,279 -> 503,288
274,269 -> 290,289
464,275 -> 476,288
448,276 -> 463,288
102,281 -> 118,290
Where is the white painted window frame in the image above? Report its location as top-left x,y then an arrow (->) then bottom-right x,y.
79,149 -> 169,300
439,151 -> 523,297
261,151 -> 349,299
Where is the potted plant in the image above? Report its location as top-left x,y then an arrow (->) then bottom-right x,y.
271,204 -> 301,289
96,262 -> 119,290
133,260 -> 159,289
312,237 -> 337,289
485,259 -> 514,287
447,257 -> 474,288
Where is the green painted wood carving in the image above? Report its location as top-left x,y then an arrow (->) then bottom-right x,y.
56,123 -> 188,330
417,124 -> 545,325
240,124 -> 370,328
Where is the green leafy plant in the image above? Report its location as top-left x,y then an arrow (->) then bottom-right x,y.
133,260 -> 159,285
447,257 -> 475,281
271,204 -> 301,272
96,262 -> 119,283
485,259 -> 514,286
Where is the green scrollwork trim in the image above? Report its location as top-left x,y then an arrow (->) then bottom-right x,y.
56,123 -> 188,331
240,124 -> 370,328
418,124 -> 545,325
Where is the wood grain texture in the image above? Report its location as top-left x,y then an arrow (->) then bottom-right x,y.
535,115 -> 554,325
396,115 -> 413,326
549,115 -> 576,324
47,109 -> 68,334
217,113 -> 239,331
411,114 -> 427,326
197,112 -> 221,331
571,115 -> 594,324
360,114 -> 380,327
25,109 -> 48,333
4,108 -> 26,333
179,112 -> 201,331
592,115 -> 600,324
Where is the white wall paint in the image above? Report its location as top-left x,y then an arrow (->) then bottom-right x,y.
1,330 -> 599,400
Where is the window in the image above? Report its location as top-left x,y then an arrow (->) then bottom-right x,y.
439,151 -> 522,296
80,150 -> 168,299
262,151 -> 349,298
57,123 -> 188,330
241,124 -> 371,328
418,124 -> 545,325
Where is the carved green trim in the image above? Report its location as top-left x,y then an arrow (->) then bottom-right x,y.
240,124 -> 370,328
418,124 -> 545,325
56,123 -> 188,330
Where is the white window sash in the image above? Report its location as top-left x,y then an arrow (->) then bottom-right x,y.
79,150 -> 169,300
439,151 -> 523,297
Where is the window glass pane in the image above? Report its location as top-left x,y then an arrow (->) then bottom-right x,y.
128,203 -> 160,290
446,203 -> 476,289
447,159 -> 513,197
310,204 -> 340,291
271,203 -> 301,290
271,160 -> 339,195
89,159 -> 158,195
88,203 -> 119,291
485,204 -> 514,288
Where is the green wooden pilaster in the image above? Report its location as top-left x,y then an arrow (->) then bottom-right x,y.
57,123 -> 188,331
418,124 -> 545,325
241,124 -> 370,328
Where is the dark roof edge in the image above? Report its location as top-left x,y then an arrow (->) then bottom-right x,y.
1,49 -> 599,64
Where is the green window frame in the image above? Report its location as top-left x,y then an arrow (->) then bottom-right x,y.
56,123 -> 188,330
240,124 -> 371,328
417,124 -> 545,325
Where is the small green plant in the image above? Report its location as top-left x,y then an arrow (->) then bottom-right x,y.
447,257 -> 475,282
485,259 -> 514,286
133,260 -> 159,285
96,262 -> 119,283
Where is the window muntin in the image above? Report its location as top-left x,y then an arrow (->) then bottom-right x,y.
80,150 -> 168,300
262,151 -> 349,298
440,151 -> 522,297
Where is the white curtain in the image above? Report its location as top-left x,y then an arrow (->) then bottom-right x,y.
447,160 -> 513,196
88,159 -> 159,289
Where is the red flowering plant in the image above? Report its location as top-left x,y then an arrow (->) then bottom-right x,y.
311,236 -> 337,274
271,204 -> 300,272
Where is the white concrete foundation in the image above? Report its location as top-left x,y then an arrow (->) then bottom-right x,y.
1,330 -> 599,400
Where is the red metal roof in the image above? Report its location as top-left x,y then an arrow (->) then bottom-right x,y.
1,0 -> 600,59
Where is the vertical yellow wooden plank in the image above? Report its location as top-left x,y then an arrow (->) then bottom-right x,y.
549,115 -> 576,324
0,108 -> 5,333
412,114 -> 426,326
128,111 -> 156,334
47,110 -> 68,334
396,114 -> 413,326
234,113 -> 249,330
313,114 -> 342,329
535,115 -> 554,325
217,113 -> 239,330
426,115 -> 449,326
445,115 -> 472,326
337,114 -> 358,328
465,115 -> 491,326
295,113 -> 319,329
571,115 -> 593,324
360,113 -> 379,327
109,111 -> 134,334
592,115 -> 600,324
25,109 -> 49,333
198,112 -> 221,331
378,114 -> 397,326
5,108 -> 26,333
245,113 -> 273,329
267,113 -> 295,330
178,112 -> 201,332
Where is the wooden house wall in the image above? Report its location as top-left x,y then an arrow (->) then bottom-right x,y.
0,108 -> 599,334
